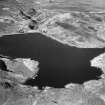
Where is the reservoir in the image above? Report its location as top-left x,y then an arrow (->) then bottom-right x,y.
0,33 -> 104,88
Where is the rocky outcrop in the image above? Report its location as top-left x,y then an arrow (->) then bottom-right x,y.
0,0 -> 105,105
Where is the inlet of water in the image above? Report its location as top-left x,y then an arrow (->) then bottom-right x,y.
0,33 -> 104,88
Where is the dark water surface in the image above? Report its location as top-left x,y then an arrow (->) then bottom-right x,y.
0,33 -> 104,88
